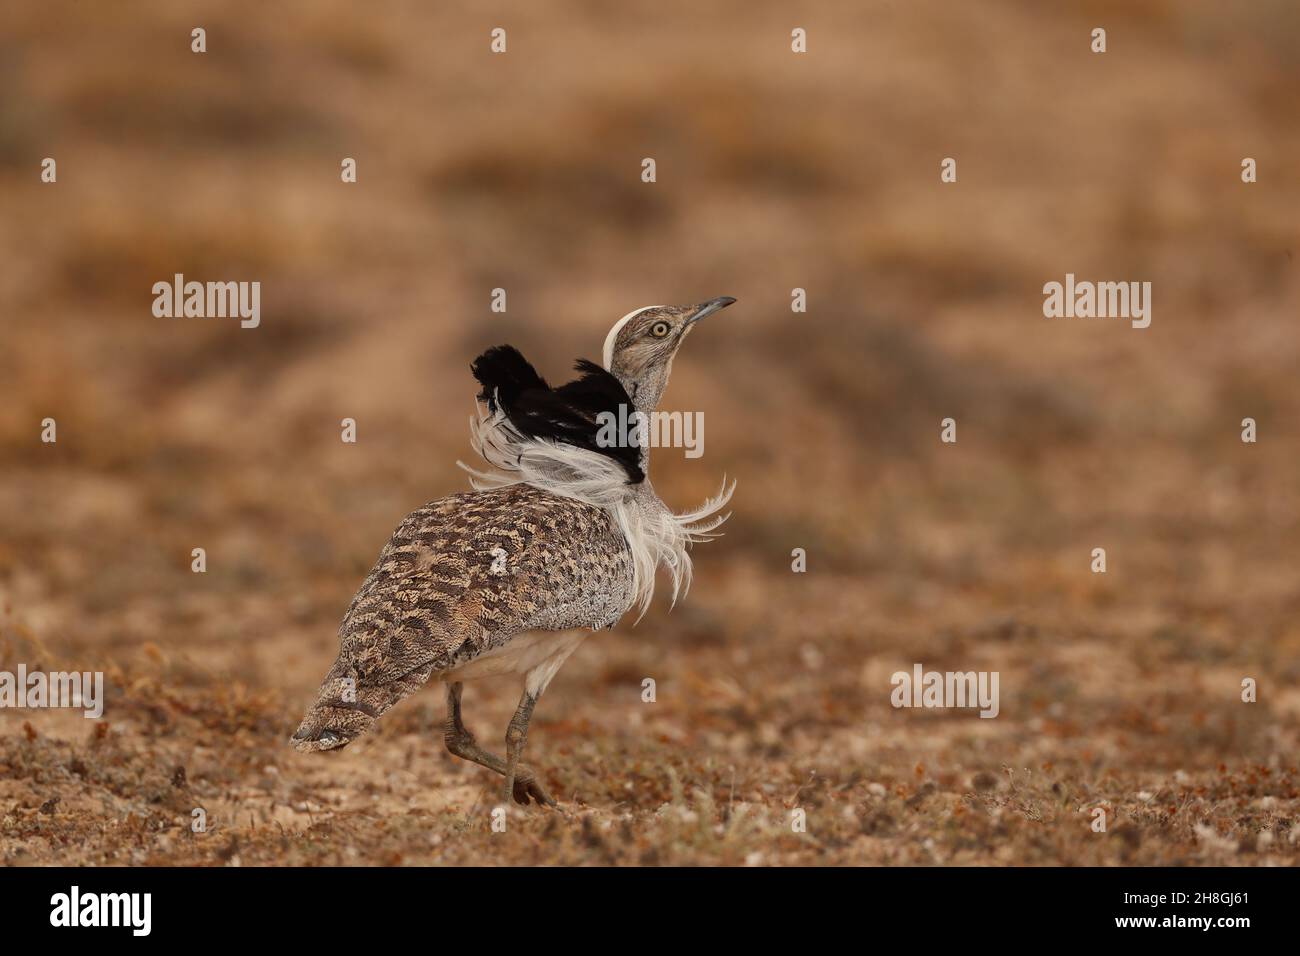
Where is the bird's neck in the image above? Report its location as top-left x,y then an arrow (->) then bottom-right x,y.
628,473 -> 669,517
615,366 -> 674,482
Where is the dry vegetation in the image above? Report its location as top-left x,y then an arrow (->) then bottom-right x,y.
2,0 -> 1299,865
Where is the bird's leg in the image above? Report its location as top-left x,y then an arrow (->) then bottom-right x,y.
442,682 -> 553,807
443,681 -> 508,774
502,690 -> 540,808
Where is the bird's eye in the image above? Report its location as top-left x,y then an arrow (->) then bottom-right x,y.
649,321 -> 671,338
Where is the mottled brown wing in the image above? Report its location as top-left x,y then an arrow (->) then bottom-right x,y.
292,484 -> 630,750
340,483 -> 623,678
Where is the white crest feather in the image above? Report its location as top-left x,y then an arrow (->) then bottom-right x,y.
458,400 -> 733,621
603,305 -> 662,370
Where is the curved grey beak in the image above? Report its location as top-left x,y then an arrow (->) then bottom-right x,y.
688,296 -> 737,324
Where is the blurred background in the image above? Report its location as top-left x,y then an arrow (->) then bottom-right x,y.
1,0 -> 1298,864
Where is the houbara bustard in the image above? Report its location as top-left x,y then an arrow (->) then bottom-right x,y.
291,298 -> 736,806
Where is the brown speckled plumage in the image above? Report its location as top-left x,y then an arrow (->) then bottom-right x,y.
292,485 -> 631,749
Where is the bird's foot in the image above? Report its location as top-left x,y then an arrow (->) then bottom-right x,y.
506,768 -> 556,807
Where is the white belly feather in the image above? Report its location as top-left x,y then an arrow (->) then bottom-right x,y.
442,630 -> 589,696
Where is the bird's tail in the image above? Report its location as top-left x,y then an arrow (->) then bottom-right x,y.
290,660 -> 435,753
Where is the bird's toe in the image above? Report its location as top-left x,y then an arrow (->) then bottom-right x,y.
513,775 -> 555,807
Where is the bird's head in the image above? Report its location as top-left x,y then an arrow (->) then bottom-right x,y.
602,296 -> 735,413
